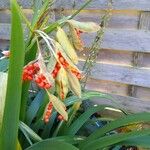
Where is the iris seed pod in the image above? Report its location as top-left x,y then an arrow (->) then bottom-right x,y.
67,20 -> 101,33
56,27 -> 78,64
67,69 -> 81,98
56,67 -> 69,100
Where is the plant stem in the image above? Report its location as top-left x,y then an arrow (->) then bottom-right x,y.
69,0 -> 93,19
81,0 -> 113,89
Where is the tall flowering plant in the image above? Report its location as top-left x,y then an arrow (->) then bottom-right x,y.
1,0 -> 150,150
22,20 -> 100,123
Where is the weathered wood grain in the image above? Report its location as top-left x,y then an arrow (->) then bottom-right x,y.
1,24 -> 150,53
142,53 -> 150,67
0,40 -> 9,50
79,61 -> 150,88
55,10 -> 139,29
0,9 -> 139,29
55,0 -> 150,11
0,0 -> 33,9
81,29 -> 150,53
78,49 -> 133,66
128,11 -> 150,97
136,87 -> 150,101
86,80 -> 150,113
0,0 -> 150,11
0,24 -> 11,40
139,11 -> 150,30
86,78 -> 129,96
129,12 -> 150,98
92,93 -> 150,113
0,9 -> 33,23
86,79 -> 150,113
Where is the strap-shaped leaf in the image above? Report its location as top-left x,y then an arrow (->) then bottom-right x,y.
81,129 -> 150,150
67,105 -> 111,135
19,121 -> 42,142
25,140 -> 79,150
120,135 -> 150,148
26,90 -> 45,125
81,112 -> 150,148
0,0 -> 25,149
0,72 -> 7,130
64,91 -> 112,107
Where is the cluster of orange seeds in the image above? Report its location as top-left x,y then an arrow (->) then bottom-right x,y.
57,52 -> 69,68
44,102 -> 53,123
23,63 -> 40,81
34,74 -> 52,89
71,68 -> 82,80
23,63 -> 51,89
51,52 -> 70,79
55,52 -> 82,80
44,103 -> 66,123
51,62 -> 61,79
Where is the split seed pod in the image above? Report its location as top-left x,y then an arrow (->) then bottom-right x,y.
67,69 -> 81,98
55,41 -> 81,73
69,25 -> 84,51
43,102 -> 53,123
56,27 -> 78,64
38,53 -> 54,85
46,91 -> 68,121
67,20 -> 101,33
56,67 -> 69,100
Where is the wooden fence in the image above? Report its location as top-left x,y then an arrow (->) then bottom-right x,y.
0,0 -> 150,113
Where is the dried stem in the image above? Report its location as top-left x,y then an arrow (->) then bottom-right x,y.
81,0 -> 113,89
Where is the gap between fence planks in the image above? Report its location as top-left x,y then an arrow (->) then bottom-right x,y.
55,10 -> 140,29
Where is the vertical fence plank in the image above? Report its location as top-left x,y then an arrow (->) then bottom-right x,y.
128,11 -> 150,97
